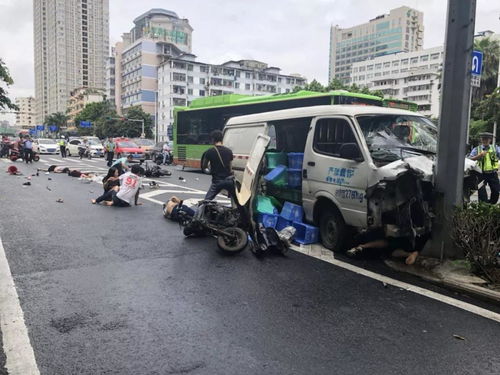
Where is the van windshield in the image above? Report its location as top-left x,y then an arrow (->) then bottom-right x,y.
356,114 -> 437,163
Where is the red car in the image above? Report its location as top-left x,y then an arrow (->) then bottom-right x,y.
113,138 -> 144,160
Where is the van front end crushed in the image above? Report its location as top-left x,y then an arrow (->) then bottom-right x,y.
365,156 -> 480,246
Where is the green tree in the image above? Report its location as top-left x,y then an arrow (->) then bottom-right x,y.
74,101 -> 116,137
471,87 -> 500,139
44,112 -> 68,129
120,106 -> 153,138
473,37 -> 500,100
0,59 -> 19,111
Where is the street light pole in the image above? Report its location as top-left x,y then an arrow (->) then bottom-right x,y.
430,0 -> 477,259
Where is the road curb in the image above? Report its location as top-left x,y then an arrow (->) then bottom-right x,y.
384,259 -> 500,305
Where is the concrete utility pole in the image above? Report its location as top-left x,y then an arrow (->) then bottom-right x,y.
431,0 -> 477,258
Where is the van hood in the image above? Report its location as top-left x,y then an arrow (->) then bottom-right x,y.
369,155 -> 481,187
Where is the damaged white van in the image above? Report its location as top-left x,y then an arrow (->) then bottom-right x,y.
224,105 -> 479,251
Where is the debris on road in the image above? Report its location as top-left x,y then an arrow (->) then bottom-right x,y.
453,334 -> 466,341
22,181 -> 31,186
7,165 -> 20,175
48,177 -> 52,181
56,198 -> 64,203
46,186 -> 52,191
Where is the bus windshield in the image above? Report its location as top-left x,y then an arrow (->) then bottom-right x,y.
356,114 -> 437,163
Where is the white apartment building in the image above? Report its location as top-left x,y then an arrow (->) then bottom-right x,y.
351,46 -> 443,118
33,0 -> 109,123
15,97 -> 36,129
105,49 -> 116,105
157,57 -> 307,140
114,8 -> 193,116
329,6 -> 423,84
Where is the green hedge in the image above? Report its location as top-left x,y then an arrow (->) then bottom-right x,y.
452,203 -> 500,283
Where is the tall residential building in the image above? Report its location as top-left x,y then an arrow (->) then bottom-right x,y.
114,8 -> 193,116
351,46 -> 443,118
33,0 -> 109,123
329,6 -> 423,84
157,56 -> 307,140
15,97 -> 36,129
105,47 -> 116,105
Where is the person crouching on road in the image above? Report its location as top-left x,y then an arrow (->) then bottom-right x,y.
102,167 -> 120,192
469,132 -> 500,204
112,154 -> 133,175
91,164 -> 144,207
204,130 -> 235,201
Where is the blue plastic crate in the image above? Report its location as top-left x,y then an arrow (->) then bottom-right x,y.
287,169 -> 302,189
280,201 -> 304,223
292,222 -> 320,245
287,152 -> 304,170
264,165 -> 287,186
276,216 -> 294,231
257,213 -> 279,228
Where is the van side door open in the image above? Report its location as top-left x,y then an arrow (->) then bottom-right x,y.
303,116 -> 370,228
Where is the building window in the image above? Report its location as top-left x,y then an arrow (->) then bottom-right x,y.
431,53 -> 440,60
392,61 -> 399,67
199,77 -> 205,84
188,88 -> 193,95
375,63 -> 382,70
420,55 -> 429,62
367,65 -> 373,71
245,83 -> 251,90
383,62 -> 390,68
410,57 -> 418,64
199,90 -> 205,96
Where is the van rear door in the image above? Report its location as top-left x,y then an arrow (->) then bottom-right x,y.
224,123 -> 267,182
302,116 -> 370,227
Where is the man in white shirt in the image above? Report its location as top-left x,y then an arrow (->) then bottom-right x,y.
92,165 -> 145,207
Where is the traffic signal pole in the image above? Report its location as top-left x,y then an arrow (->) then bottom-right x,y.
430,0 -> 476,258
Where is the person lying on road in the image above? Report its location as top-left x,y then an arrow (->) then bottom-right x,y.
37,165 -> 71,173
346,229 -> 428,265
162,196 -> 196,221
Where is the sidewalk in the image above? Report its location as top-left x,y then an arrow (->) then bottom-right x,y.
385,257 -> 500,304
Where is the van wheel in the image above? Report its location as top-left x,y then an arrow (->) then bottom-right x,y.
319,209 -> 346,251
201,155 -> 211,175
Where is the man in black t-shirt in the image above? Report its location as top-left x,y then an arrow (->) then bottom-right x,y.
204,130 -> 235,200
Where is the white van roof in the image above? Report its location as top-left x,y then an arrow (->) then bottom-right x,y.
225,105 -> 421,126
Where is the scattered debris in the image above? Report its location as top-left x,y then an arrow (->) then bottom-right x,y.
382,282 -> 388,288
195,178 -> 199,181
178,176 -> 184,180
46,186 -> 52,191
48,177 -> 52,181
56,198 -> 64,203
45,172 -> 50,175
453,334 -> 466,341
31,174 -> 36,177
89,190 -> 94,194
22,181 -> 31,186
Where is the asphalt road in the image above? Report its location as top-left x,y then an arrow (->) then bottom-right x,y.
0,154 -> 499,375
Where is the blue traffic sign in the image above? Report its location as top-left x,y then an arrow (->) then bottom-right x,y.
49,125 -> 58,132
29,129 -> 36,135
80,121 -> 92,128
36,125 -> 44,131
471,50 -> 483,75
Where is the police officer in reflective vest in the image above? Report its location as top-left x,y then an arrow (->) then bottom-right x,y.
58,137 -> 67,158
469,132 -> 500,204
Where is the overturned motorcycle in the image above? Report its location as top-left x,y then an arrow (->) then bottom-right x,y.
175,200 -> 249,254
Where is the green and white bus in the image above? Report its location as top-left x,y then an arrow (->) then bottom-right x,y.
173,90 -> 383,169
382,98 -> 418,112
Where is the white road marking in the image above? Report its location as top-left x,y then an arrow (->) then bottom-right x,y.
0,237 -> 40,374
292,244 -> 500,323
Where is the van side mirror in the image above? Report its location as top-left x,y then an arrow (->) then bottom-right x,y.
339,143 -> 363,162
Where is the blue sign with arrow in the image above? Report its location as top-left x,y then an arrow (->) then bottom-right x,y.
36,125 -> 45,131
471,50 -> 483,75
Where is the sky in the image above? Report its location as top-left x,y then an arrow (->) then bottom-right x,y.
0,0 -> 499,123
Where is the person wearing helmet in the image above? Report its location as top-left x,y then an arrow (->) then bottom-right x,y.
469,132 -> 500,204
